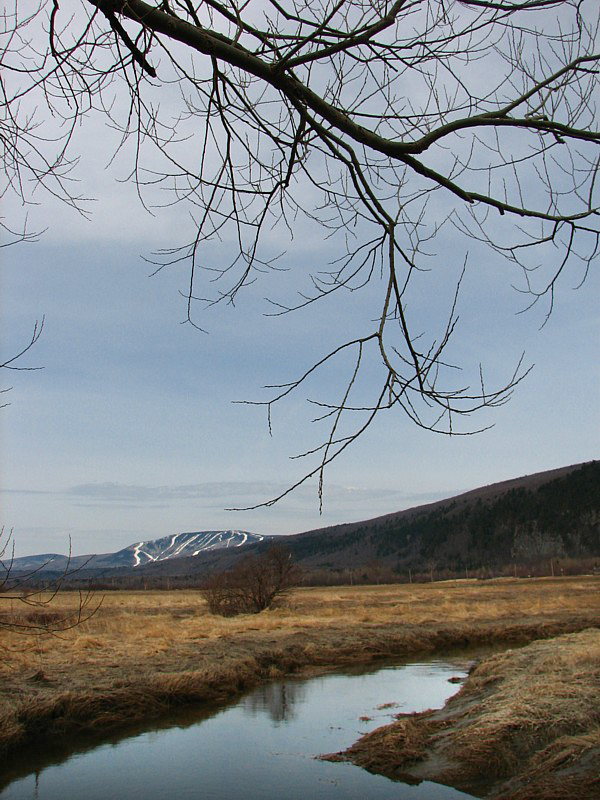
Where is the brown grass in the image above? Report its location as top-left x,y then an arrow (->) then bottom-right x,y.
1,576 -> 597,683
445,630 -> 600,778
332,627 -> 600,799
0,575 -> 598,778
494,730 -> 600,799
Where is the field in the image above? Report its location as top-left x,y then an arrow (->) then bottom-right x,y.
1,576 -> 599,796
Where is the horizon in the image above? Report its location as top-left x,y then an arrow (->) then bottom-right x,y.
5,460 -> 594,559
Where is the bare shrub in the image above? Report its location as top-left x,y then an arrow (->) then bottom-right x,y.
202,545 -> 301,616
0,527 -> 100,634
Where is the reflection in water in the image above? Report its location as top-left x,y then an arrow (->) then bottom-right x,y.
0,657 -> 480,800
242,679 -> 306,723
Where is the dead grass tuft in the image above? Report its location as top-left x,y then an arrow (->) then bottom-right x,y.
325,713 -> 437,776
492,729 -> 600,800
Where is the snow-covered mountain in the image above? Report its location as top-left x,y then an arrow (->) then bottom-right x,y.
121,530 -> 266,567
8,530 -> 267,572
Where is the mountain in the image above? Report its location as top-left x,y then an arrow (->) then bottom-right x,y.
279,460 -> 599,578
9,530 -> 267,573
107,460 -> 600,585
10,461 -> 599,586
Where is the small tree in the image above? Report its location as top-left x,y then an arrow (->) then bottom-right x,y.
202,544 -> 300,616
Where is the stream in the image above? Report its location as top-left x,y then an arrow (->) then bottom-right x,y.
1,655 -> 481,799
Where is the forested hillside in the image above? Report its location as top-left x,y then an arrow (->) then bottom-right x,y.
277,461 -> 600,581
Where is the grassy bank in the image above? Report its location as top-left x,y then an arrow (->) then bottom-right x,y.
1,577 -> 598,773
329,628 -> 600,799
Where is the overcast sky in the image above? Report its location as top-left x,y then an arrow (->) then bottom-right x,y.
1,7 -> 599,559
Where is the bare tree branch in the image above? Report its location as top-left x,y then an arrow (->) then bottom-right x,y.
0,528 -> 101,635
1,0 -> 598,505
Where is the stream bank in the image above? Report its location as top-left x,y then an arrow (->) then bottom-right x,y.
1,614 -> 597,762
327,628 -> 600,799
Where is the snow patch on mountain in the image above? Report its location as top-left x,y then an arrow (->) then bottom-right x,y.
122,530 -> 265,567
8,530 -> 267,572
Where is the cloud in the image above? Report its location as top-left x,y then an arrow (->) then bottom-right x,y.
2,481 -> 459,519
63,480 -> 423,509
3,480 -> 458,510
1,488 -> 53,495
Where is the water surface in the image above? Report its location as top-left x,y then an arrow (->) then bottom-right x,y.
1,656 -> 479,799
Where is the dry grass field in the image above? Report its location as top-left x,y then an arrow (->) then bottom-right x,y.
2,576 -> 597,676
1,576 -> 599,797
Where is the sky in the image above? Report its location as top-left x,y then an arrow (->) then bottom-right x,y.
1,6 -> 599,559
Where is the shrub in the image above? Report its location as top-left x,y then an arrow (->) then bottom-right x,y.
202,545 -> 300,616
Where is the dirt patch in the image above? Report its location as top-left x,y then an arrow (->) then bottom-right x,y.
328,628 -> 600,799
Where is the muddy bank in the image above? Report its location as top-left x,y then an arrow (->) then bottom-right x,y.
327,628 -> 600,799
1,613 -> 597,762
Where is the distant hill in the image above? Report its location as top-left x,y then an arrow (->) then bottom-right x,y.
9,530 -> 267,573
279,460 -> 600,578
9,461 -> 599,586
123,461 -> 600,584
